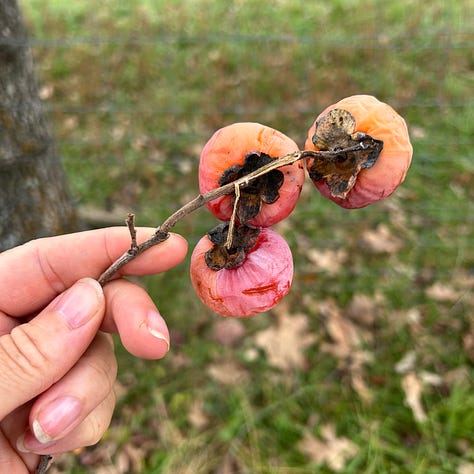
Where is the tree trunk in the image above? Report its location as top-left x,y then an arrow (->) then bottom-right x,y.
0,0 -> 78,251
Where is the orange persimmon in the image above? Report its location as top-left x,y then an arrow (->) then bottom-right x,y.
304,95 -> 413,209
199,122 -> 305,227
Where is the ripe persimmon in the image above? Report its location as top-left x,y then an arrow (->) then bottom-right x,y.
304,95 -> 413,209
199,122 -> 305,226
190,226 -> 293,317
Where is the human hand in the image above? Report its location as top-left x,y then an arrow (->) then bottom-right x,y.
0,227 -> 187,472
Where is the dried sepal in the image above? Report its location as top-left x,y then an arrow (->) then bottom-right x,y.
205,223 -> 260,270
312,108 -> 356,150
218,151 -> 284,223
308,109 -> 383,199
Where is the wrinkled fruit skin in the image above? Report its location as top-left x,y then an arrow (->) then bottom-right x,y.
190,228 -> 293,317
305,95 -> 413,209
199,122 -> 305,226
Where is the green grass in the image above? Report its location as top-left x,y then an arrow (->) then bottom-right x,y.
21,0 -> 474,472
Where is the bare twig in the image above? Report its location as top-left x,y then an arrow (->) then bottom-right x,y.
97,146 -> 366,286
126,213 -> 138,252
36,455 -> 52,474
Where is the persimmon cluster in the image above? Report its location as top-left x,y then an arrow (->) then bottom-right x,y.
190,95 -> 413,317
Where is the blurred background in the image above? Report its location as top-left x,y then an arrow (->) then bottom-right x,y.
17,0 -> 474,472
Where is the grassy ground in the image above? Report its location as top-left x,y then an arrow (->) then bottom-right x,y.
21,1 -> 473,473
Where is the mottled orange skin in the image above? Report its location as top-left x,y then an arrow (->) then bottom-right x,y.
305,95 -> 413,209
200,122 -> 305,226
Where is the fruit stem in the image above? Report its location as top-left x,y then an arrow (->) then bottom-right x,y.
97,145 -> 365,285
225,183 -> 240,250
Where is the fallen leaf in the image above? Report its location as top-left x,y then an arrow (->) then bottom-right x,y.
319,299 -> 374,403
405,308 -> 422,325
306,248 -> 348,276
426,282 -> 460,303
253,308 -> 316,372
39,84 -> 54,100
458,462 -> 474,474
444,366 -> 471,386
320,299 -> 363,355
419,371 -> 443,387
345,293 -> 383,327
207,360 -> 250,385
395,351 -> 417,374
401,372 -> 427,422
351,374 -> 374,405
118,443 -> 146,474
359,224 -> 403,254
188,400 -> 210,430
299,424 -> 359,472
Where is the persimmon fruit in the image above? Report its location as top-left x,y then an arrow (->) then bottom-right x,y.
188,96 -> 413,317
199,122 -> 305,227
304,95 -> 413,209
190,226 -> 293,318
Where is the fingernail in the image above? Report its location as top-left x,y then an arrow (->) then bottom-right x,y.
16,430 -> 55,453
16,433 -> 30,453
16,396 -> 81,453
53,278 -> 103,329
146,310 -> 170,351
33,396 -> 82,442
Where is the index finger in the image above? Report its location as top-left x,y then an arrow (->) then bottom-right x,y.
0,227 -> 188,317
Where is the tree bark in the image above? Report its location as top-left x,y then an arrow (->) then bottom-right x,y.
0,0 -> 78,251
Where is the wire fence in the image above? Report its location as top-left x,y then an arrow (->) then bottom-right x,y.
4,7 -> 474,255
23,33 -> 473,115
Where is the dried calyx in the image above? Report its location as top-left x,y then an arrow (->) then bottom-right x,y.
307,108 -> 383,198
218,151 -> 284,223
205,223 -> 260,270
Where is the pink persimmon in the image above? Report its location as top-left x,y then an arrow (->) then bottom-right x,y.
199,122 -> 305,226
304,95 -> 413,209
190,227 -> 293,318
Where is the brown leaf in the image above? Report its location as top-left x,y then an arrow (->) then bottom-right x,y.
306,248 -> 348,276
395,351 -> 417,374
401,372 -> 427,422
360,224 -> 403,254
253,309 -> 316,371
319,299 -> 374,403
345,293 -> 383,327
458,462 -> 474,474
188,400 -> 210,430
299,424 -> 359,472
319,299 -> 369,356
426,282 -> 461,303
39,84 -> 54,100
207,360 -> 250,386
444,366 -> 471,386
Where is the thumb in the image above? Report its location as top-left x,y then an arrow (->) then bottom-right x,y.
0,278 -> 105,420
